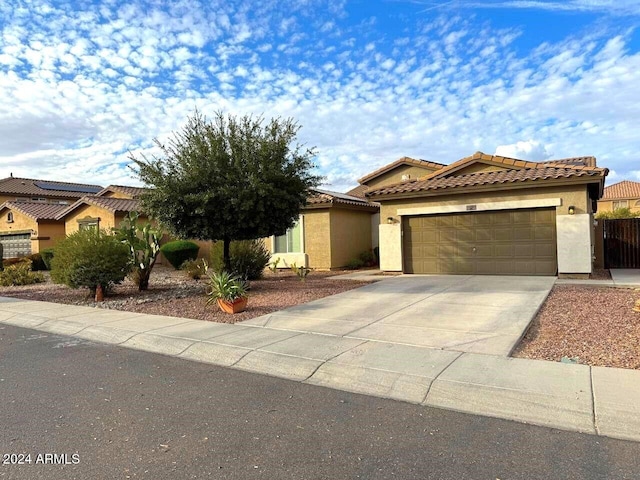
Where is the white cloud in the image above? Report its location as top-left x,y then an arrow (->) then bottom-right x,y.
495,141 -> 551,161
0,0 -> 638,193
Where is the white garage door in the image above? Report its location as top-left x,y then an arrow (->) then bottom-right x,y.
0,233 -> 32,259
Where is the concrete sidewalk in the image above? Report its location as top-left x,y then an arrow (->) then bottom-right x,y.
0,296 -> 639,443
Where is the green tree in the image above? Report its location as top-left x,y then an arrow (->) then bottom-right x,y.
112,211 -> 162,291
130,110 -> 321,271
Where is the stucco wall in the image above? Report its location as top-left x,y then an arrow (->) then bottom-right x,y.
453,163 -> 509,175
101,191 -> 130,199
329,208 -> 373,268
597,199 -> 640,214
64,204 -> 114,234
0,209 -> 36,233
379,184 -> 590,222
303,210 -> 331,269
33,221 -> 66,252
0,195 -> 76,205
364,165 -> 438,189
556,214 -> 593,274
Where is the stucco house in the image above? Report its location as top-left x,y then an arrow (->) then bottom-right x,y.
265,189 -> 379,270
0,202 -> 68,257
0,177 -> 103,258
598,180 -> 640,215
364,152 -> 607,277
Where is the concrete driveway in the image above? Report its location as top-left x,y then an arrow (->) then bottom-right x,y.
243,275 -> 555,356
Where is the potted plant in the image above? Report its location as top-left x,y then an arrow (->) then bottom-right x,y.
206,270 -> 248,314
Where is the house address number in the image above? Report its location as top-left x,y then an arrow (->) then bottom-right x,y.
466,205 -> 477,211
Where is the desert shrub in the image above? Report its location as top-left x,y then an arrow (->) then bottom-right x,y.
181,258 -> 208,280
0,260 -> 44,286
596,207 -> 639,220
2,258 -> 24,268
358,250 -> 376,267
27,253 -> 47,271
344,258 -> 365,270
41,248 -> 55,270
209,239 -> 270,280
160,240 -> 199,269
50,229 -> 132,295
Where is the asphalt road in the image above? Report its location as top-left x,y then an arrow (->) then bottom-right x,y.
0,324 -> 639,480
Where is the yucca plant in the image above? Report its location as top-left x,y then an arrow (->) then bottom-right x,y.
206,270 -> 248,305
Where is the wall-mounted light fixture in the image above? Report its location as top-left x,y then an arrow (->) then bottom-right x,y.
568,205 -> 575,215
387,216 -> 395,224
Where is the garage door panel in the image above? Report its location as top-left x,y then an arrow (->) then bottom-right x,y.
535,226 -> 554,240
494,228 -> 514,242
0,233 -> 32,259
403,208 -> 557,276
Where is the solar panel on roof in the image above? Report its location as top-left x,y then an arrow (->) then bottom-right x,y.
34,182 -> 102,194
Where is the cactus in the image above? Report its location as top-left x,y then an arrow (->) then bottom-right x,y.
113,211 -> 162,291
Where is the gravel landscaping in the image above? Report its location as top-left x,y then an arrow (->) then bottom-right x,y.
0,266 -> 372,323
513,285 -> 640,370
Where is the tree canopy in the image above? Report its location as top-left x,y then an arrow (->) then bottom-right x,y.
130,110 -> 321,270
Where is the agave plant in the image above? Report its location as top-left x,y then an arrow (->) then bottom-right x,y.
205,270 -> 248,305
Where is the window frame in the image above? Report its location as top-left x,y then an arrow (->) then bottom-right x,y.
272,216 -> 305,254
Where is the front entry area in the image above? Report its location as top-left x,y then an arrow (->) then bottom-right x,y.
402,208 -> 557,275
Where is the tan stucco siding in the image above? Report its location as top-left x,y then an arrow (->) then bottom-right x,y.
364,165 -> 439,189
0,209 -> 37,233
0,195 -> 76,205
303,210 -> 331,269
329,208 -> 373,268
64,205 -> 116,234
33,221 -> 66,252
597,198 -> 640,214
379,184 -> 590,222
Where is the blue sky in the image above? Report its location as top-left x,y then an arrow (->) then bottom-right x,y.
1,0 -> 639,192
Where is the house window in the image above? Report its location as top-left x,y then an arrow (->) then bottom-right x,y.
274,221 -> 302,253
78,217 -> 100,232
613,200 -> 629,209
6,212 -> 13,223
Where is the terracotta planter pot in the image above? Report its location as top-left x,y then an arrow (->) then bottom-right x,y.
217,297 -> 248,314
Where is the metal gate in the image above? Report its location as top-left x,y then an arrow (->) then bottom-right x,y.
603,218 -> 640,268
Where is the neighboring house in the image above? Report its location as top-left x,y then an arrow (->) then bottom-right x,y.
56,196 -> 146,234
598,180 -> 640,215
0,202 -> 68,257
265,189 -> 379,270
365,151 -> 607,278
0,175 -> 102,205
0,176 -> 103,258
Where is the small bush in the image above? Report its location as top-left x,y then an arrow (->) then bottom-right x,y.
595,207 -> 639,220
181,258 -> 207,280
41,248 -> 55,270
2,258 -> 24,268
0,260 -> 45,286
358,250 -> 376,267
27,253 -> 47,271
160,240 -> 200,269
50,229 -> 132,295
210,240 -> 270,280
344,258 -> 365,270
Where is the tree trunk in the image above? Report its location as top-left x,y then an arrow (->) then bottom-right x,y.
223,237 -> 232,273
138,272 -> 150,291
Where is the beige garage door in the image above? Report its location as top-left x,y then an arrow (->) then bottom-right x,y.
403,208 -> 557,275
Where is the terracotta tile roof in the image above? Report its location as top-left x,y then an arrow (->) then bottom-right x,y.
345,184 -> 369,199
56,196 -> 142,220
421,151 -> 602,181
307,189 -> 379,210
366,165 -> 607,198
602,180 -> 640,200
96,185 -> 149,199
0,177 -> 103,198
0,201 -> 68,221
358,157 -> 446,184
